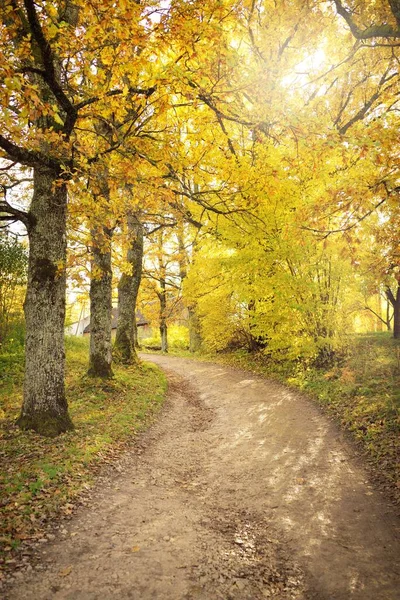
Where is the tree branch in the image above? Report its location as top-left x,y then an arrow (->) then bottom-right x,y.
145,221 -> 178,236
0,200 -> 29,226
75,86 -> 156,111
338,70 -> 399,134
23,0 -> 78,134
386,286 -> 396,306
302,197 -> 388,237
0,134 -> 61,170
363,304 -> 390,326
333,0 -> 400,39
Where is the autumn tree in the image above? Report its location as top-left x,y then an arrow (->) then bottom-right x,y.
329,0 -> 400,337
0,0 -> 157,434
0,0 -> 80,435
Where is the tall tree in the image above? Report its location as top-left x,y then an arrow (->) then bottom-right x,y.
88,221 -> 114,378
114,209 -> 144,363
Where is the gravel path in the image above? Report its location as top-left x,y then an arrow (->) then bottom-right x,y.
5,355 -> 400,600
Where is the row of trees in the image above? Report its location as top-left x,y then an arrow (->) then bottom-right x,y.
1,0 -> 399,436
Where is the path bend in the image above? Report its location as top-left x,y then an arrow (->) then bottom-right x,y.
5,355 -> 400,600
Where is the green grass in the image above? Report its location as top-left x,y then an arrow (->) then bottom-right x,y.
0,336 -> 166,563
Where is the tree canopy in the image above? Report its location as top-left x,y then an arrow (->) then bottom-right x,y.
1,0 -> 399,434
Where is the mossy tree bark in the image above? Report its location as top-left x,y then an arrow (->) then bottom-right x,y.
115,212 -> 143,363
88,226 -> 114,378
17,167 -> 74,436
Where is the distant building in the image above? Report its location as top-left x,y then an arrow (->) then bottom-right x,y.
66,308 -> 151,340
65,314 -> 90,336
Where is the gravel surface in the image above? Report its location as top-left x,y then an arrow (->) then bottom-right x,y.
3,355 -> 400,599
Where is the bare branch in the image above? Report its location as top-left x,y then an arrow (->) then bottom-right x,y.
145,221 -> 178,236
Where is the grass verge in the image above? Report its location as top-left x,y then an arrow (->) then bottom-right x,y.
0,336 -> 166,568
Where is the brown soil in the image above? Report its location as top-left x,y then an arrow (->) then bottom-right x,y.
3,355 -> 400,599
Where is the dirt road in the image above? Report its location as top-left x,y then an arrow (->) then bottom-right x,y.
5,355 -> 400,599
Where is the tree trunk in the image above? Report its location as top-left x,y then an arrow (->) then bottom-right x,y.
386,284 -> 400,339
247,300 -> 262,352
159,276 -> 168,353
133,319 -> 139,350
376,293 -> 383,332
115,212 -> 143,363
160,319 -> 168,353
394,299 -> 400,339
88,227 -> 113,377
17,167 -> 74,437
188,305 -> 202,352
386,298 -> 392,331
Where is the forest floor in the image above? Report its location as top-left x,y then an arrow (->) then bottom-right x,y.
3,354 -> 400,600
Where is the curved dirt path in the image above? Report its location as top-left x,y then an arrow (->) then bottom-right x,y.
5,355 -> 400,600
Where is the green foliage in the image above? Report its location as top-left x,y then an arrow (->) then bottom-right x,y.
142,325 -> 189,350
142,332 -> 162,349
0,336 -> 166,559
0,235 -> 27,287
166,325 -> 189,350
185,216 -> 355,361
0,322 -> 25,417
0,235 -> 28,345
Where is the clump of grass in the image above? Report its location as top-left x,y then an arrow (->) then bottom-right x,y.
0,336 -> 166,562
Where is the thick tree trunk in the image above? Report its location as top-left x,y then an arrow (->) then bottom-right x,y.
188,305 -> 202,352
386,284 -> 400,339
394,300 -> 400,339
88,227 -> 113,378
115,213 -> 143,363
17,167 -> 74,437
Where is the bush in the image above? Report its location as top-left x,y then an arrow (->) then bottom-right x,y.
168,325 -> 189,349
142,325 -> 189,350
